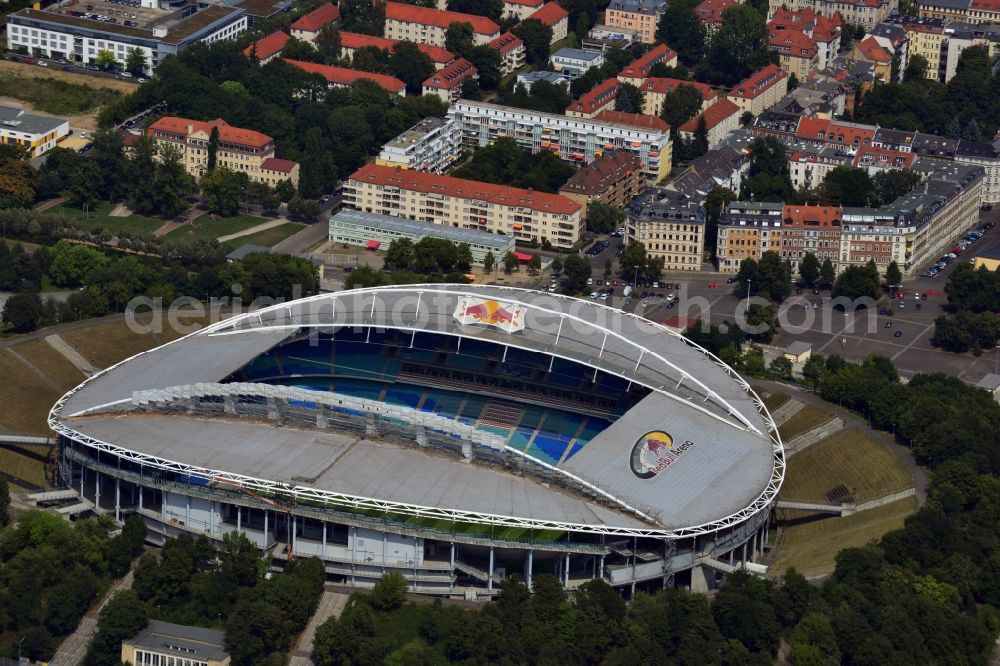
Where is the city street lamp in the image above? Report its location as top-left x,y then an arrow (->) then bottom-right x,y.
745,279 -> 752,313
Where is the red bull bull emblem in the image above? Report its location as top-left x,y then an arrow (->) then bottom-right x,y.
453,297 -> 526,333
629,430 -> 695,479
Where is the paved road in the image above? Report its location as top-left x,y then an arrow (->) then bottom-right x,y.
50,570 -> 135,666
272,221 -> 329,256
288,588 -> 350,665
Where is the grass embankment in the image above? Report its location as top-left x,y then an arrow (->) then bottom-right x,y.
166,214 -> 268,241
0,340 -> 84,434
0,72 -> 120,115
235,222 -> 307,247
760,391 -> 790,414
777,403 -> 833,441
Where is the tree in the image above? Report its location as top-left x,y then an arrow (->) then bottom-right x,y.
95,49 -> 117,70
448,0 -> 502,20
384,238 -> 416,271
207,126 -> 219,172
0,476 -> 8,526
705,186 -> 736,257
904,53 -> 929,82
460,77 -> 483,101
346,265 -> 384,288
885,261 -> 902,288
871,169 -> 920,206
84,591 -> 148,666
586,201 -> 624,233
741,137 -> 795,201
287,196 -> 322,222
614,82 -> 644,113
746,302 -> 778,342
619,241 -> 647,281
563,253 -> 592,292
220,530 -> 262,588
512,19 -> 553,65
799,252 -> 820,285
660,84 -> 704,129
703,5 -> 772,85
483,250 -> 496,274
817,166 -> 873,207
315,24 -> 342,62
551,256 -> 563,273
340,0 -> 386,35
820,258 -> 835,287
275,179 -> 297,203
388,42 -> 435,95
739,251 -> 790,301
832,263 -> 880,300
769,354 -> 792,379
0,147 -> 39,208
802,354 -> 826,391
372,572 -> 408,610
125,47 -> 147,76
656,0 -> 705,64
153,144 -> 196,218
502,251 -> 519,273
201,167 -> 244,217
528,254 -> 542,273
466,45 -> 502,89
445,22 -> 476,57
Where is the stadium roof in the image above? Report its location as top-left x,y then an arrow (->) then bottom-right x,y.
53,285 -> 782,537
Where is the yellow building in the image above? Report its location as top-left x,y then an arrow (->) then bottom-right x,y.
715,202 -> 785,272
0,105 -> 69,158
626,188 -> 707,271
726,65 -> 789,116
122,621 -> 230,666
147,116 -> 299,188
769,30 -> 820,79
604,0 -> 665,44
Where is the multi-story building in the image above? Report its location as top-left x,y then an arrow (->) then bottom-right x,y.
7,5 -> 247,74
243,30 -> 288,64
558,150 -> 645,213
289,3 -> 338,44
449,100 -> 673,181
594,110 -> 670,132
566,77 -> 622,118
329,208 -> 515,265
502,0 -> 546,21
122,621 -> 230,666
780,204 -> 843,270
344,163 -> 584,248
376,116 -> 463,173
0,105 -> 69,158
795,116 -> 876,149
550,48 -> 604,78
284,59 -> 407,95
617,43 -> 679,84
787,146 -> 853,190
866,22 -> 910,80
695,0 -> 739,32
384,2 -> 500,47
488,32 -> 525,76
422,58 -> 478,103
853,145 -> 916,175
768,8 -> 841,70
625,188 -> 706,270
727,65 -> 789,116
605,0 -> 665,44
919,0 -> 1000,24
941,21 -> 1000,79
889,16 -> 947,80
849,37 -> 893,81
523,3 -> 569,44
955,139 -> 1000,204
640,77 -> 716,117
146,116 -> 299,188
583,24 -> 641,51
338,32 -> 456,70
768,0 -> 894,29
716,201 -> 785,272
769,31 -> 820,79
677,98 -> 742,150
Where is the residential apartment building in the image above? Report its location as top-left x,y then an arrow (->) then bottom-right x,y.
942,21 -> 1000,79
850,37 -> 893,81
284,59 -> 407,95
727,65 -> 789,116
769,31 -> 820,79
768,8 -> 841,74
594,110 -> 670,132
768,0 -> 894,29
523,3 -> 569,44
695,0 -> 738,32
329,208 -> 515,265
550,48 -> 604,78
780,204 -> 843,270
566,77 -> 622,118
787,146 -> 853,190
0,105 -> 69,158
955,139 -> 1000,204
516,70 -> 569,90
558,150 -> 645,212
376,116 -> 463,173
625,188 -> 706,270
502,0 -> 546,21
449,100 -> 673,181
422,58 -> 477,103
343,163 -> 584,249
384,2 -> 500,47
640,77 -> 716,117
605,0 -> 665,44
866,22 -> 910,80
677,98 -> 742,150
853,145 -> 916,175
617,43 -> 678,84
7,5 -> 247,74
918,0 -> 1000,24
147,116 -> 299,188
886,16 -> 1000,82
488,32 -> 525,76
289,2 -> 338,43
583,24 -> 641,51
243,30 -> 288,64
122,620 -> 230,666
716,201 -> 785,272
338,32 -> 455,70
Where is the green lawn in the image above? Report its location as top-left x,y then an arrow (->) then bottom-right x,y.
778,403 -> 833,441
166,214 -> 269,241
231,222 -> 307,247
49,202 -> 165,236
0,73 -> 120,115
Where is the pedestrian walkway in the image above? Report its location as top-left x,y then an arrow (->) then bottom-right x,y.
50,570 -> 135,665
153,204 -> 202,238
287,588 -> 350,665
217,217 -> 291,243
45,333 -> 99,375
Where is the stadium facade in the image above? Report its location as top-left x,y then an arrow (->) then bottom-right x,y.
50,285 -> 783,596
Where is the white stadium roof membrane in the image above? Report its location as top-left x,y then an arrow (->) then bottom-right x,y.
51,285 -> 784,538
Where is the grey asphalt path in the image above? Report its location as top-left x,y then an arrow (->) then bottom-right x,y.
287,587 -> 350,665
50,570 -> 135,666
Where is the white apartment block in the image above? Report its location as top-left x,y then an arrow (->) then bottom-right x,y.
376,116 -> 463,173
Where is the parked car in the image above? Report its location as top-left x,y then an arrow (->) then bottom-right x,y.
36,59 -> 48,67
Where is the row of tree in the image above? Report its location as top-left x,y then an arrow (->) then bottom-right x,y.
452,137 -> 577,193
932,263 -> 1000,352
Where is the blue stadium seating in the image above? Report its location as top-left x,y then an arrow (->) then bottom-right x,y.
384,387 -> 423,408
530,435 -> 571,465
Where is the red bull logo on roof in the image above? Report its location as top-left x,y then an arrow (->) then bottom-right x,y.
629,430 -> 695,479
453,297 -> 526,333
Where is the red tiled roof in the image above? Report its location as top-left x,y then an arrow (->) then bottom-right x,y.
782,204 -> 842,227
694,0 -> 737,26
243,30 -> 289,60
618,43 -> 678,80
795,116 -> 831,140
385,2 -> 500,35
858,37 -> 892,64
339,31 -> 455,63
525,2 -> 568,26
727,64 -> 788,100
679,98 -> 740,132
261,157 -> 299,173
148,117 -> 273,149
852,146 -> 915,169
290,3 -> 339,32
827,121 -> 876,145
121,132 -> 139,147
970,0 -> 1000,10
348,163 -> 582,215
768,30 -> 818,57
504,0 -> 545,6
594,110 -> 669,130
559,150 -> 643,195
642,77 -> 716,101
488,31 -> 523,54
284,59 -> 407,94
567,77 -> 621,114
423,57 -> 477,90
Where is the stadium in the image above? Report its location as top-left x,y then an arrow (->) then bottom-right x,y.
49,285 -> 784,596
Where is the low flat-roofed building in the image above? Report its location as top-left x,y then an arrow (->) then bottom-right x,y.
550,47 -> 603,78
284,58 -> 407,95
972,244 -> 1000,270
344,163 -> 584,249
582,24 -> 640,51
976,373 -> 1000,401
122,620 -> 230,666
290,2 -> 339,43
329,208 -> 515,264
559,150 -> 645,212
0,105 -> 69,157
625,188 -> 706,270
783,341 -> 812,362
376,116 -> 462,173
516,70 -> 569,90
